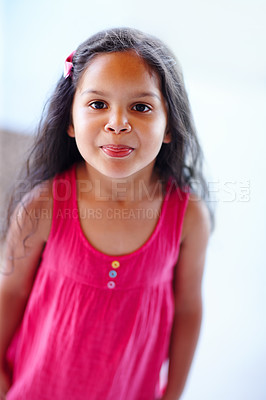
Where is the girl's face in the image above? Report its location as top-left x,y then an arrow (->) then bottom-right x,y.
68,50 -> 170,180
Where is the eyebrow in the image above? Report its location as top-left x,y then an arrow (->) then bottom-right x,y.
81,89 -> 161,101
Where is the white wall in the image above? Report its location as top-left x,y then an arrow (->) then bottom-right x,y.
1,0 -> 266,398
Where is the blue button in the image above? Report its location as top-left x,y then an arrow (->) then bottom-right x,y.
109,270 -> 117,278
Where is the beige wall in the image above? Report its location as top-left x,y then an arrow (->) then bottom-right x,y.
0,130 -> 33,235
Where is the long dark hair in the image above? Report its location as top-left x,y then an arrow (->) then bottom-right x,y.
4,27 -> 215,238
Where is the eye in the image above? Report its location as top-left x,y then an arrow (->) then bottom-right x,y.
89,101 -> 107,110
132,103 -> 151,113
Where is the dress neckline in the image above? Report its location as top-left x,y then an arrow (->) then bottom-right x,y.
71,164 -> 172,260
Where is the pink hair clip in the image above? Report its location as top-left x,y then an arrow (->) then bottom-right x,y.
64,51 -> 76,78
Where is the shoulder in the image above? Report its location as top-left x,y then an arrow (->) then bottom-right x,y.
1,180 -> 54,295
10,179 -> 54,244
173,193 -> 211,309
180,192 -> 211,245
174,194 -> 211,311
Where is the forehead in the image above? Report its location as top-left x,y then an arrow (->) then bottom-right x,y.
78,50 -> 161,90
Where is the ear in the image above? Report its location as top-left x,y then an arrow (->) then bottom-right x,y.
163,131 -> 171,144
67,124 -> 75,138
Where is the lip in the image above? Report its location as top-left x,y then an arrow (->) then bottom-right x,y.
100,145 -> 134,158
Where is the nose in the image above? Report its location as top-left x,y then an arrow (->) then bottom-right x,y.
104,110 -> 132,134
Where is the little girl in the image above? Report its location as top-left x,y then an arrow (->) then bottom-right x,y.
0,28 -> 213,400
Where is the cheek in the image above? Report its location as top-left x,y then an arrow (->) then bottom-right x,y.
140,115 -> 166,132
151,118 -> 168,141
73,117 -> 99,140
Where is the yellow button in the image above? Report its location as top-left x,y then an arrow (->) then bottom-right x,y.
112,260 -> 120,269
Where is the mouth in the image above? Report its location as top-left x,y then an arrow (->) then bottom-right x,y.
100,145 -> 134,158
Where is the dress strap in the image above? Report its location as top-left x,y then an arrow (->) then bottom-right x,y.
163,180 -> 190,252
49,163 -> 77,240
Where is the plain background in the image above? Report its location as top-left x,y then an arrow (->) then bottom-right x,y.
1,0 -> 266,399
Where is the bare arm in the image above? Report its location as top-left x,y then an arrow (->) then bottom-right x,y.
162,195 -> 211,400
0,181 -> 52,395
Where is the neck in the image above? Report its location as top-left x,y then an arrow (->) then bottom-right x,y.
78,161 -> 163,203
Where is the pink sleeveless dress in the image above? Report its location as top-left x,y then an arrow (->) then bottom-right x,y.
6,164 -> 189,400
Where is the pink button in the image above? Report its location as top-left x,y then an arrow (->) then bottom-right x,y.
107,281 -> 115,289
